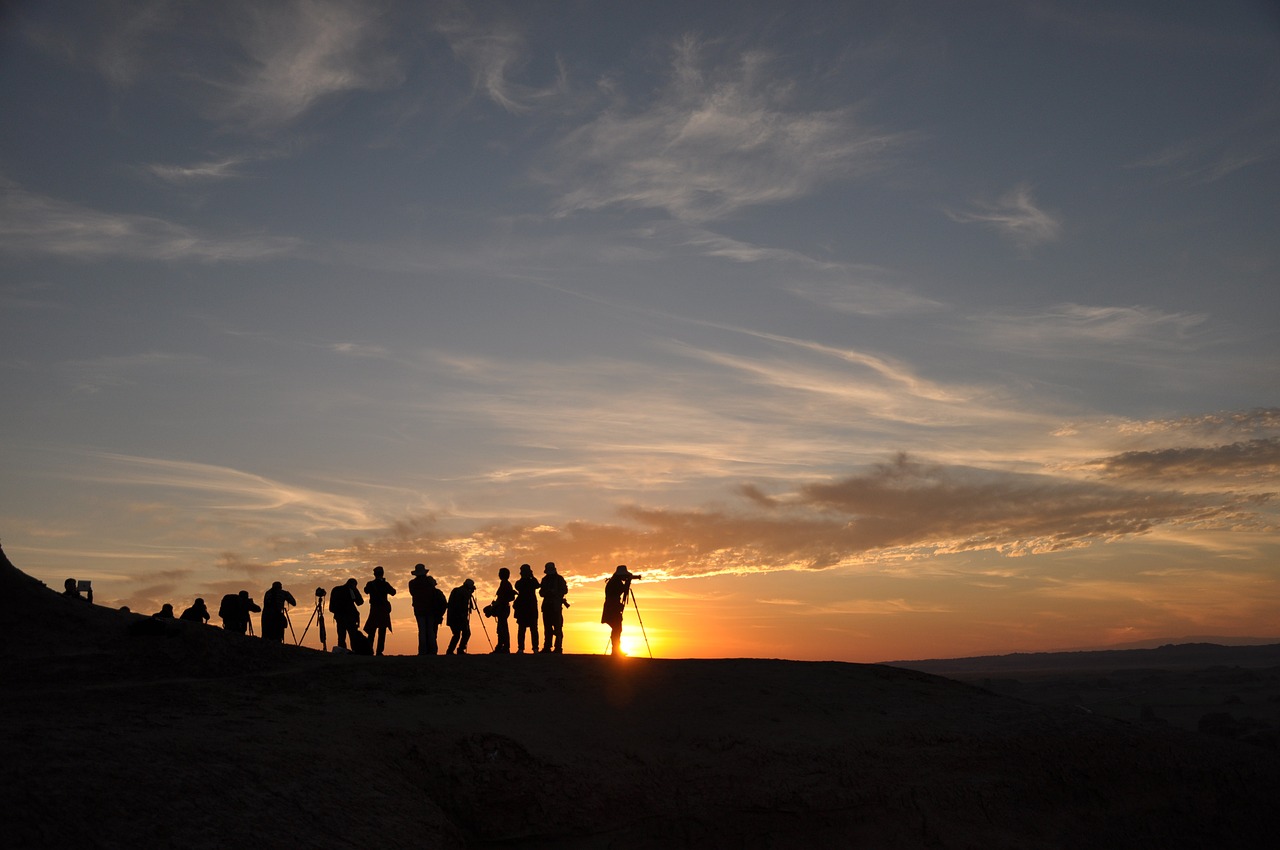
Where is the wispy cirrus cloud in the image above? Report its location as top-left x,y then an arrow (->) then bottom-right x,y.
946,182 -> 1061,247
548,35 -> 906,221
22,0 -> 173,87
143,152 -> 276,183
435,12 -> 565,113
0,185 -> 298,261
1128,104 -> 1280,185
969,303 -> 1210,355
72,452 -> 377,533
634,221 -> 944,316
210,0 -> 403,131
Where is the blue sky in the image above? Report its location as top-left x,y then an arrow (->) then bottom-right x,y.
2,1 -> 1278,660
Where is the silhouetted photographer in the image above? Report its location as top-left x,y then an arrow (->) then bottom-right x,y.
179,597 -> 210,624
363,566 -> 396,656
409,564 -> 447,655
261,581 -> 297,642
602,565 -> 640,656
446,579 -> 476,655
62,578 -> 92,604
513,563 -> 540,653
218,590 -> 261,635
539,562 -> 569,653
328,578 -> 364,651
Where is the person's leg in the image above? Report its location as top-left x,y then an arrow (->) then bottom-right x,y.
496,615 -> 510,652
610,623 -> 622,655
459,622 -> 471,653
447,627 -> 460,654
375,626 -> 386,656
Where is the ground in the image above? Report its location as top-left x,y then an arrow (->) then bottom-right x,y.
3,547 -> 1278,848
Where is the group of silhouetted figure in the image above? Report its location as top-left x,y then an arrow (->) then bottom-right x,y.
61,563 -> 643,657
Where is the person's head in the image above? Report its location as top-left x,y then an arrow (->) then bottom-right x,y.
194,597 -> 204,606
412,563 -> 428,577
463,578 -> 475,592
238,590 -> 249,598
520,563 -> 532,577
271,581 -> 282,590
498,567 -> 510,580
614,565 -> 629,575
161,603 -> 173,613
345,577 -> 358,588
373,566 -> 384,577
64,578 -> 76,592
544,562 -> 557,574
425,576 -> 437,587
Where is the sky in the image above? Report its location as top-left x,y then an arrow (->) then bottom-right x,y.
1,0 -> 1278,662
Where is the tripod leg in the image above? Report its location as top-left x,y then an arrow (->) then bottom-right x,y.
470,599 -> 494,650
629,588 -> 653,659
299,602 -> 318,645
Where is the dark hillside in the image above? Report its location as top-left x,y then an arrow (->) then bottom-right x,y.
3,544 -> 1279,848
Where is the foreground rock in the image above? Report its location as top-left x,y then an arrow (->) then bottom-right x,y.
3,547 -> 1278,848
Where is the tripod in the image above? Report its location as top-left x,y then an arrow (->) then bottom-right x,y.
602,582 -> 654,658
284,606 -> 298,644
299,596 -> 328,650
469,596 -> 494,651
628,585 -> 653,658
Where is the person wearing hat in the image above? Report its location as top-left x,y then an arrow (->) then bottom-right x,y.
179,597 -> 210,624
328,577 -> 364,651
538,562 -> 569,654
218,590 -> 261,635
363,566 -> 397,656
409,564 -> 447,655
602,565 -> 640,656
445,578 -> 476,655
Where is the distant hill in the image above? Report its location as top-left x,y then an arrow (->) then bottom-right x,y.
1064,635 -> 1280,651
889,641 -> 1280,676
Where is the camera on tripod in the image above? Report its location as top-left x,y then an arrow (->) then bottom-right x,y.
482,603 -> 495,618
314,587 -> 326,599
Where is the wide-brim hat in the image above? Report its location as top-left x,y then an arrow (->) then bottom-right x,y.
412,564 -> 428,576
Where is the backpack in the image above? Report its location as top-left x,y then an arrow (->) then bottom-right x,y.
348,628 -> 374,656
218,593 -> 240,620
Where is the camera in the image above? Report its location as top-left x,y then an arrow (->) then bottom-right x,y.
482,603 -> 495,618
315,587 -> 326,598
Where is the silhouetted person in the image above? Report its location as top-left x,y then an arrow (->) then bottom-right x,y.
218,590 -> 261,634
539,562 -> 569,653
261,581 -> 297,642
602,565 -> 640,656
62,577 -> 92,603
153,603 -> 175,619
363,566 -> 396,656
328,577 -> 364,651
179,597 -> 210,624
446,579 -> 476,655
491,567 -> 516,654
409,564 -> 445,656
514,563 -> 540,653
